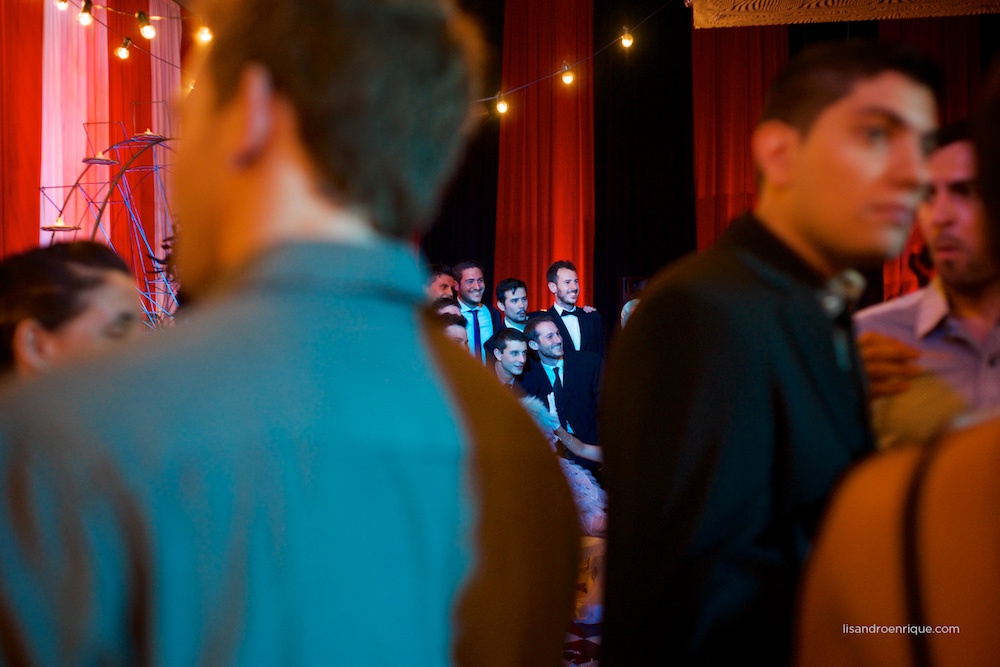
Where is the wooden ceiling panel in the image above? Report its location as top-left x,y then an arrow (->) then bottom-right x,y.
693,0 -> 1000,28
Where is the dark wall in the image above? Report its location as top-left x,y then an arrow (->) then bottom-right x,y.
593,0 -> 696,336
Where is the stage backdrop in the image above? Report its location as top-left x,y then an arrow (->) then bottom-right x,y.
494,0 -> 595,314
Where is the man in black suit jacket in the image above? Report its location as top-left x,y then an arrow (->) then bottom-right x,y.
519,315 -> 602,477
546,260 -> 604,358
453,260 -> 503,364
600,41 -> 941,667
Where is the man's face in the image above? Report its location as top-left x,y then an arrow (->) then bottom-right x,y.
549,268 -> 579,308
494,340 -> 528,376
44,271 -> 144,366
783,71 -> 937,272
529,321 -> 563,362
445,324 -> 468,348
457,268 -> 485,307
427,273 -> 457,301
498,287 -> 528,323
918,140 -> 996,292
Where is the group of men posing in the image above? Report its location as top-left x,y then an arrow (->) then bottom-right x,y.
426,260 -> 605,471
3,0 -> 1000,663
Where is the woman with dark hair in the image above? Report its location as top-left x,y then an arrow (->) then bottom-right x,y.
0,241 -> 144,377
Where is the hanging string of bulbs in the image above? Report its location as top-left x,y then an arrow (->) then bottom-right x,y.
54,0 -> 211,67
486,0 -> 675,115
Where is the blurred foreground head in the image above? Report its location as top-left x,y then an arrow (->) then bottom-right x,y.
0,242 -> 142,377
174,0 -> 485,295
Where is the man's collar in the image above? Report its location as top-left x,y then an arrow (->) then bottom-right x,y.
722,212 -> 828,289
554,304 -> 576,315
504,317 -> 525,331
915,277 -> 951,339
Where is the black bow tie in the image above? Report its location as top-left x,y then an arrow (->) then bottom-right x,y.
560,309 -> 577,317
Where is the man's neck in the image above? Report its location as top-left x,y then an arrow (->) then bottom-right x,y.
460,298 -> 481,310
555,301 -> 575,312
504,317 -> 525,331
945,278 -> 1000,343
754,198 -> 844,280
494,361 -> 515,385
539,355 -> 561,368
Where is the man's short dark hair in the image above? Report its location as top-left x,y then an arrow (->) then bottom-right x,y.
0,242 -> 132,372
430,295 -> 460,313
935,120 -> 970,150
546,261 -> 577,286
426,264 -> 453,284
524,314 -> 556,344
491,327 -> 526,353
437,312 -> 468,330
452,260 -> 483,281
496,278 -> 527,303
203,0 -> 485,238
760,40 -> 942,136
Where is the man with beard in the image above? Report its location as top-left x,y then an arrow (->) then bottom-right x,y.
519,316 -> 602,479
854,121 -> 1000,448
546,260 -> 604,358
495,278 -> 530,332
453,260 -> 502,363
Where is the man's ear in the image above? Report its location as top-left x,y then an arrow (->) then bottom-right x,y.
547,282 -> 556,295
12,319 -> 55,376
493,348 -> 502,361
528,340 -> 540,351
751,119 -> 799,189
496,300 -> 505,314
230,64 -> 276,168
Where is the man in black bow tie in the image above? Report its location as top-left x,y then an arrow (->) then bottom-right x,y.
546,260 -> 605,358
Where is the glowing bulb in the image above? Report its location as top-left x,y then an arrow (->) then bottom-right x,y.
137,11 -> 156,39
495,93 -> 508,114
115,37 -> 131,60
561,62 -> 574,85
55,215 -> 65,226
78,0 -> 94,25
621,27 -> 633,48
196,25 -> 213,43
55,0 -> 69,10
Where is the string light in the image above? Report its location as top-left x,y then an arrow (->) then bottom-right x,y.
621,27 -> 634,48
196,25 -> 213,43
55,0 -> 69,10
78,0 -> 94,26
115,37 -> 132,60
137,11 -> 156,39
495,93 -> 508,114
561,62 -> 574,85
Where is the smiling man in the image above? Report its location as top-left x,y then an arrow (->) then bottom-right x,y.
546,260 -> 604,357
0,0 -> 579,664
601,41 -> 940,667
453,260 -> 502,363
854,121 -> 1000,448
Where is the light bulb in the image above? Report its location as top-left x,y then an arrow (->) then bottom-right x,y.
621,27 -> 633,48
561,62 -> 574,85
55,0 -> 69,10
196,26 -> 213,43
137,11 -> 156,39
78,0 -> 94,25
495,93 -> 508,114
116,37 -> 131,60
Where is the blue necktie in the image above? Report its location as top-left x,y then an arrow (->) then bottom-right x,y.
471,307 -> 482,360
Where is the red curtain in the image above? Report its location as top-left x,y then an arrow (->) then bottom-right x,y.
691,25 -> 787,251
106,0 -> 156,283
495,0 -> 595,312
0,0 -> 44,258
880,17 -> 983,299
